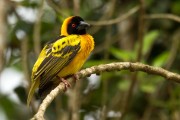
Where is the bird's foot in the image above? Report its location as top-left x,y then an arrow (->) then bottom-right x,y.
72,74 -> 79,83
57,77 -> 71,92
61,78 -> 71,92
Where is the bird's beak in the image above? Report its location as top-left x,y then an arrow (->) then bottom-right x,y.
77,21 -> 90,30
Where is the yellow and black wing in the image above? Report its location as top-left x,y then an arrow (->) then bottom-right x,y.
30,35 -> 65,82
35,35 -> 81,87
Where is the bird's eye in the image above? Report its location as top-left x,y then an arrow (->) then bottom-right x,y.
72,24 -> 76,28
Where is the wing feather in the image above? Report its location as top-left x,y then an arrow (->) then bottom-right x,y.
33,35 -> 81,89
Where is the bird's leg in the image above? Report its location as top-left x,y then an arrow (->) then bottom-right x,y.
72,74 -> 79,83
65,74 -> 79,83
56,76 -> 71,92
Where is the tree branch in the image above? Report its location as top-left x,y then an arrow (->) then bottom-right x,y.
46,0 -> 69,18
31,62 -> 180,120
87,6 -> 139,26
145,14 -> 180,23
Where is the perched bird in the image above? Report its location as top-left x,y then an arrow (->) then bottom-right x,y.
27,16 -> 94,106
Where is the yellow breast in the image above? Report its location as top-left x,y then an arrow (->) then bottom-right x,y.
58,34 -> 94,77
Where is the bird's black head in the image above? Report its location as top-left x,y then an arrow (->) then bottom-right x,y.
65,16 -> 90,35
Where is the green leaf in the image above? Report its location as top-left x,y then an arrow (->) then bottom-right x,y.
118,80 -> 130,91
152,51 -> 169,67
109,47 -> 135,61
143,30 -> 159,56
83,60 -> 108,68
172,1 -> 180,15
140,84 -> 156,93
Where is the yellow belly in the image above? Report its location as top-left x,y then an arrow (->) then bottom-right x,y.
57,34 -> 94,77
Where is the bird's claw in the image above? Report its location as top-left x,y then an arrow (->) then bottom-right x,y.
62,79 -> 71,92
58,77 -> 71,92
73,74 -> 79,83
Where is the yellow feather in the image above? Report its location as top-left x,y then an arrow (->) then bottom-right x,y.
32,47 -> 47,80
27,79 -> 39,106
60,16 -> 74,36
27,47 -> 47,105
58,34 -> 94,77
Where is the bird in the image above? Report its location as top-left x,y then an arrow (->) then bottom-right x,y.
27,16 -> 94,106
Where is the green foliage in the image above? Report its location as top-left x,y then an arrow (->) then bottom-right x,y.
0,95 -> 30,120
84,60 -> 108,68
142,30 -> 160,56
152,51 -> 169,67
139,76 -> 161,94
118,79 -> 130,91
0,96 -> 16,120
110,47 -> 136,61
1,0 -> 180,119
172,0 -> 180,15
141,84 -> 155,93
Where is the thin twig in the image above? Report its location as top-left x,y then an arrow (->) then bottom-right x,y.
88,6 -> 139,26
33,0 -> 44,56
101,1 -> 117,119
73,0 -> 80,16
46,0 -> 69,18
70,81 -> 82,120
21,37 -> 38,114
21,37 -> 30,82
0,0 -> 7,73
137,0 -> 145,61
120,0 -> 145,119
145,14 -> 180,23
165,30 -> 180,69
92,6 -> 140,54
88,1 -> 121,35
31,62 -> 180,120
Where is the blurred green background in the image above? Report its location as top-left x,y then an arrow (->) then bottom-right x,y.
0,0 -> 180,120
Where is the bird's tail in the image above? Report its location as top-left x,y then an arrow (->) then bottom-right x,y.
27,80 -> 39,107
